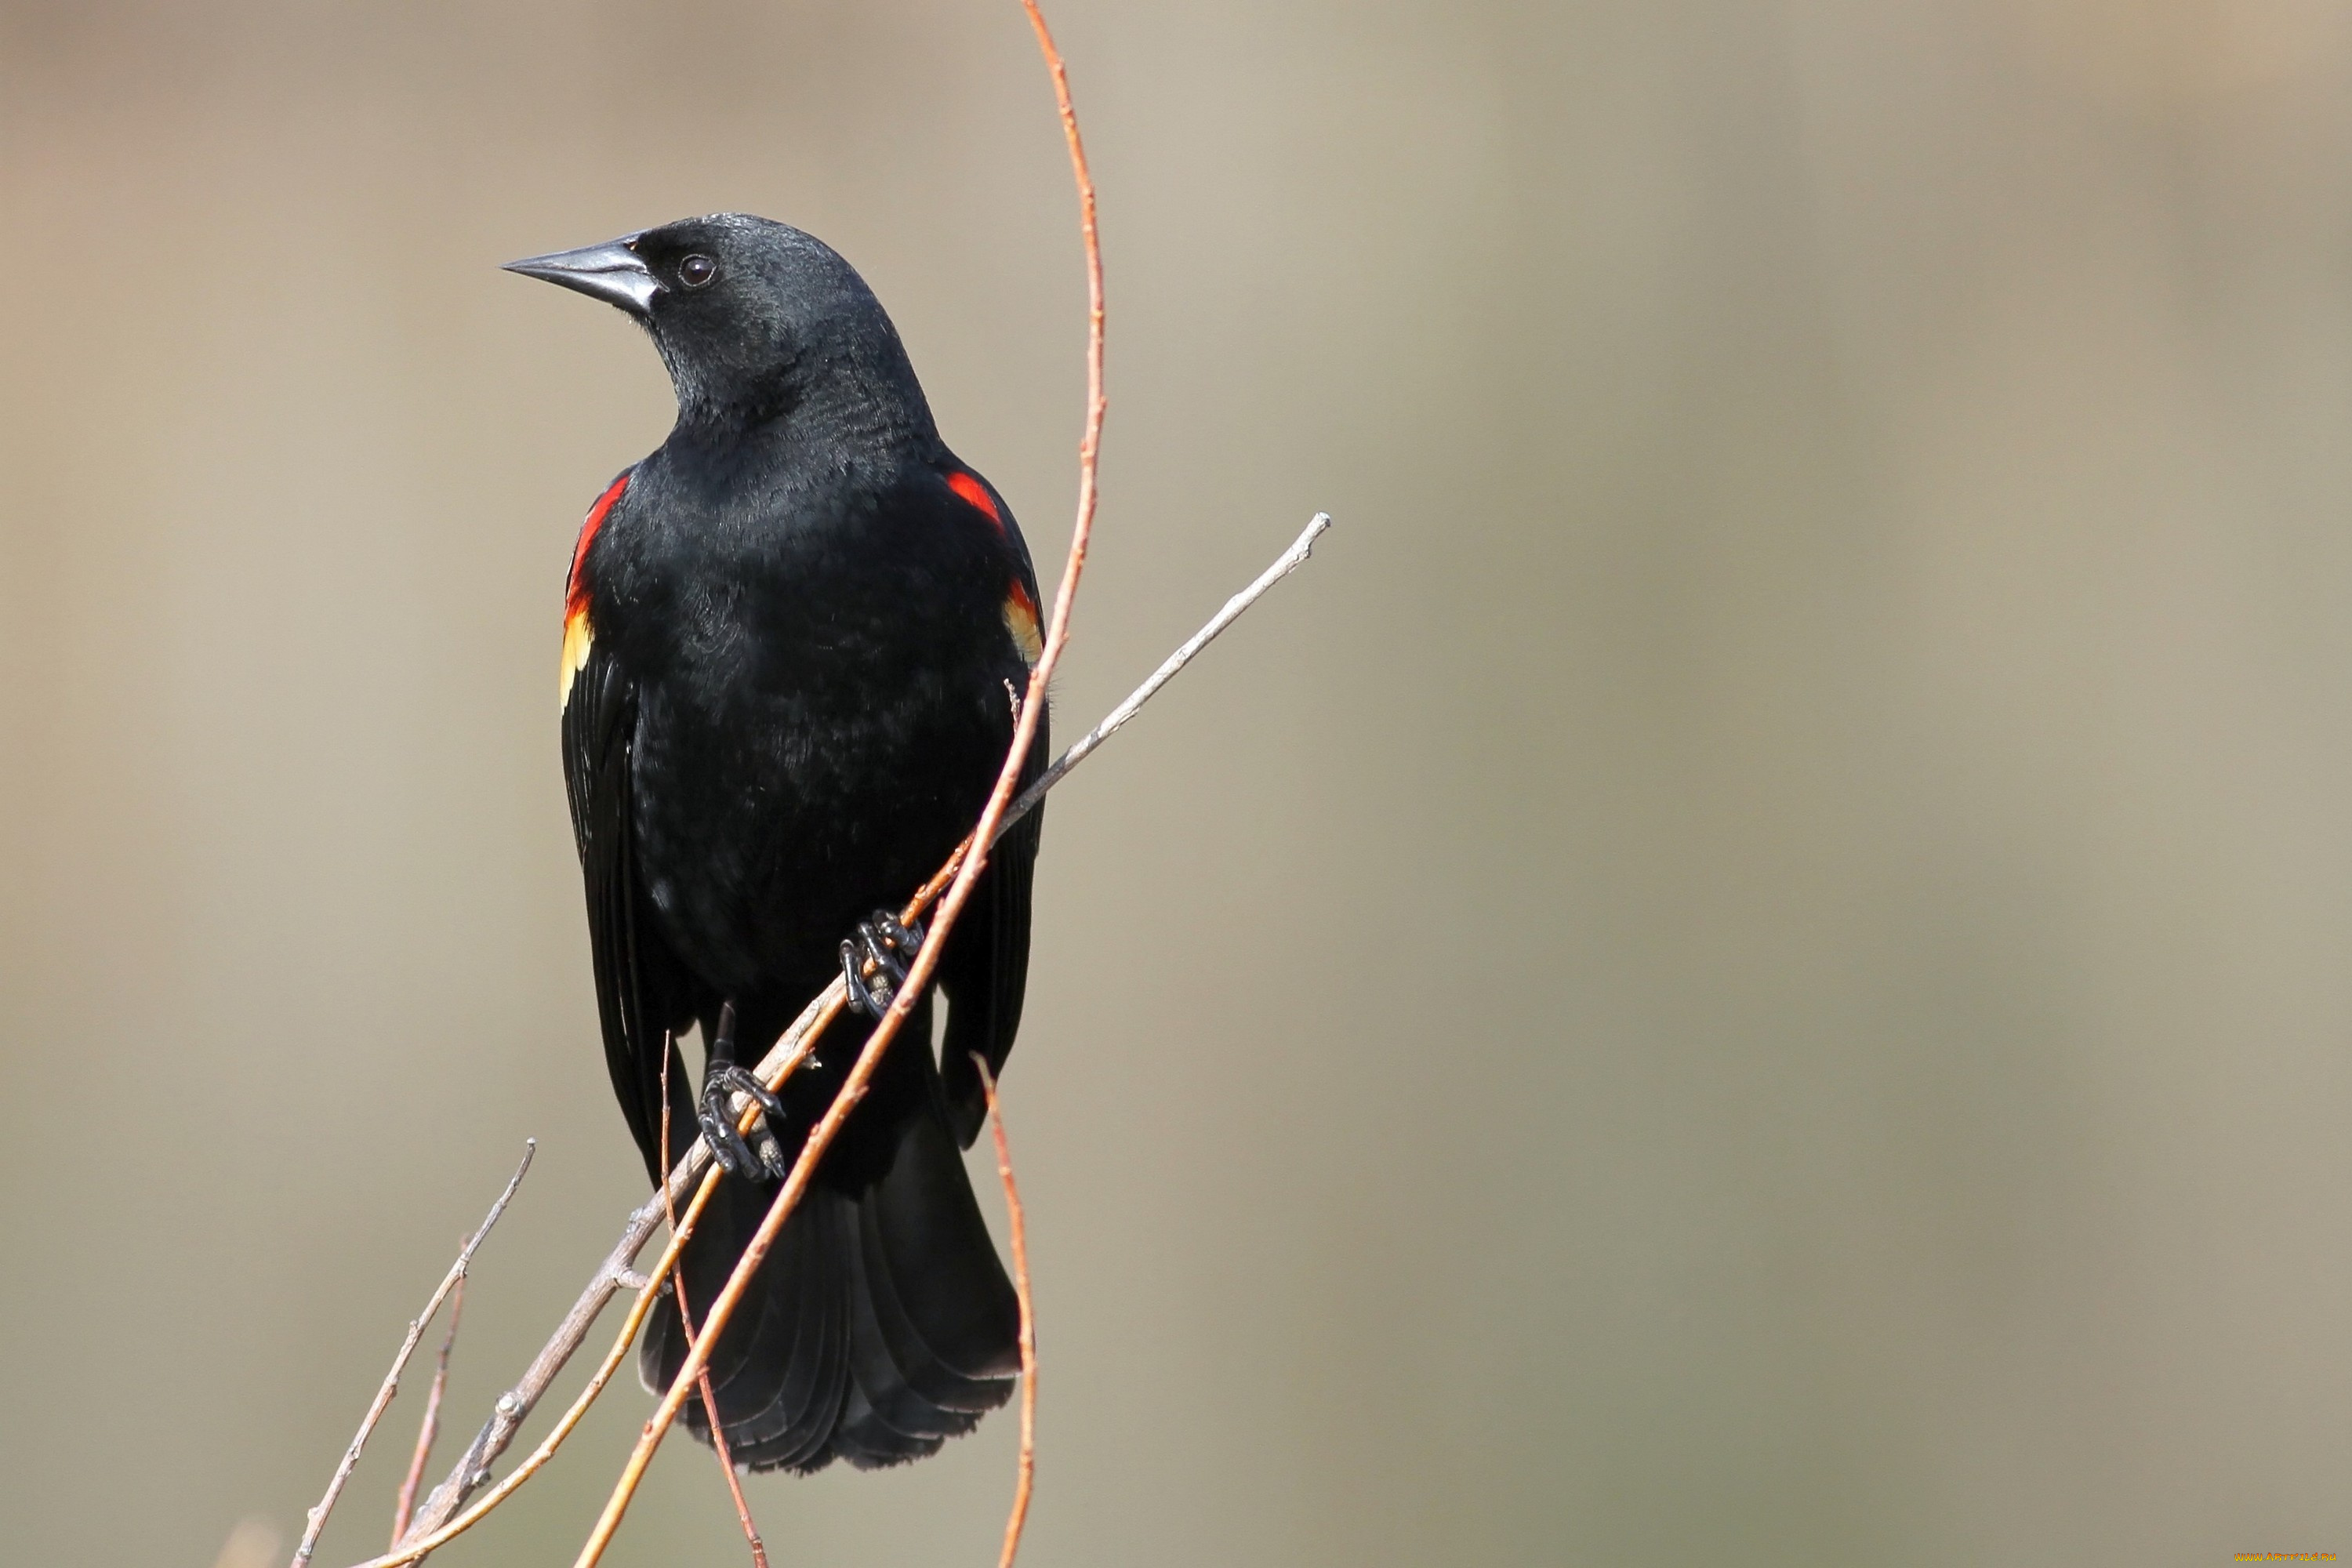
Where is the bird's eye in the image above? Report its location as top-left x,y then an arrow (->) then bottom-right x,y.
679,254 -> 717,288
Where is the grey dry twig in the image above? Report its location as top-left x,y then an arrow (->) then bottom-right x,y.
289,1139 -> 535,1568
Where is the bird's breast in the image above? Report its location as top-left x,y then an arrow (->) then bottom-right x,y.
621,564 -> 1020,994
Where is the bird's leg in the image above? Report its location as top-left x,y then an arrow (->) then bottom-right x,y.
698,1000 -> 791,1181
840,910 -> 926,1017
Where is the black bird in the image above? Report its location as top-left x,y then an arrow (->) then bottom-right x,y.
506,214 -> 1047,1472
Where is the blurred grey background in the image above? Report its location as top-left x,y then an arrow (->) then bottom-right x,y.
3,2 -> 2350,1564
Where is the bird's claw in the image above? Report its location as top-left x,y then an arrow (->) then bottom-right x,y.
841,909 -> 924,1017
700,1065 -> 791,1181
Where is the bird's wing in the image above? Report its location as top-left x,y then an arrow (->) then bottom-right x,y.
937,705 -> 1048,1148
563,635 -> 694,1183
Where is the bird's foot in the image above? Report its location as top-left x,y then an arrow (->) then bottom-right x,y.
699,1065 -> 791,1181
840,910 -> 925,1017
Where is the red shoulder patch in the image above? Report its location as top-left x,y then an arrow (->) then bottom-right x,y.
568,472 -> 630,616
946,470 -> 1004,531
561,471 -> 629,710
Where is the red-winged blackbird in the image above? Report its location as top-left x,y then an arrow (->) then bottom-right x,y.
506,214 -> 1047,1472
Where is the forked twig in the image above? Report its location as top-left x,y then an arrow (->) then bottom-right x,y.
382,1005 -> 829,1555
367,1011 -> 832,1567
974,1056 -> 1038,1568
362,1167 -> 739,1566
289,1141 -> 534,1568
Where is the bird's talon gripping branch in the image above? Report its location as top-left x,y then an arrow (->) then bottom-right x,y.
699,1067 -> 791,1182
840,909 -> 924,1016
696,1002 -> 789,1181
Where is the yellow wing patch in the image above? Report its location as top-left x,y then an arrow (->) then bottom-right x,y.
1004,584 -> 1044,666
560,606 -> 593,708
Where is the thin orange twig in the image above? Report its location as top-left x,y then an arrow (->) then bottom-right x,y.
567,3 -> 1105,1559
387,1272 -> 464,1545
662,1035 -> 772,1568
973,1055 -> 1038,1568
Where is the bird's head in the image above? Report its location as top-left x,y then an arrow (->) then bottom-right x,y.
505,212 -> 934,441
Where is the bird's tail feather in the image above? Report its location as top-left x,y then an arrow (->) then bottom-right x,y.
641,1065 -> 1021,1473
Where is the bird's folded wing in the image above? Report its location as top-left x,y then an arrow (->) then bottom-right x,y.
564,637 -> 690,1180
938,713 -> 1048,1147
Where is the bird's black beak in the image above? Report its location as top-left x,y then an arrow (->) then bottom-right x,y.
503,235 -> 662,318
